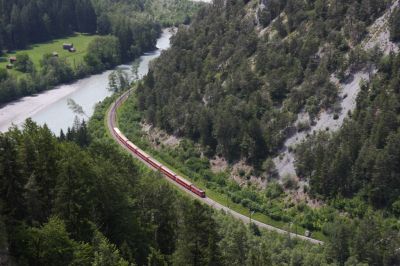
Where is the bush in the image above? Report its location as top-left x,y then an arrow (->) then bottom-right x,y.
269,212 -> 282,221
85,36 -> 121,72
14,53 -> 34,73
265,181 -> 284,199
297,121 -> 311,132
282,175 -> 298,190
238,169 -> 246,177
392,199 -> 400,217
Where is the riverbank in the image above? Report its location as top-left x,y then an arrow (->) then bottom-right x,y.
0,28 -> 174,134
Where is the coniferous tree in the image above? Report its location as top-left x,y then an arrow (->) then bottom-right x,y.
173,200 -> 222,266
390,7 -> 400,42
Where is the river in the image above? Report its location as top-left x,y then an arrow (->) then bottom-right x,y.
0,28 -> 173,134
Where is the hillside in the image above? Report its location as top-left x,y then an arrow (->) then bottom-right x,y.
137,0 -> 389,165
0,108 -> 326,266
121,0 -> 400,264
136,0 -> 399,198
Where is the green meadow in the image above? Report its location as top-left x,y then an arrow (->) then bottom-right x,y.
0,33 -> 98,76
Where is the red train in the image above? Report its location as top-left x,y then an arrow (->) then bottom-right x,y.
113,127 -> 206,198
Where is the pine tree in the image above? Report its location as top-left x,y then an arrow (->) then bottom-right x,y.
0,133 -> 26,220
54,144 -> 95,241
173,200 -> 222,266
390,7 -> 400,42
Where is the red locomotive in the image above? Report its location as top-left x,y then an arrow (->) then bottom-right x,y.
113,127 -> 206,198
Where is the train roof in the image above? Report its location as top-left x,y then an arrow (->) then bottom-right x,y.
114,127 -> 128,141
139,149 -> 150,158
126,141 -> 138,150
162,167 -> 177,177
150,157 -> 163,167
175,175 -> 192,186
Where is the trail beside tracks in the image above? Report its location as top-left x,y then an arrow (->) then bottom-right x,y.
106,89 -> 324,245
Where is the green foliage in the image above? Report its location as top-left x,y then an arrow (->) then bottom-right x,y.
40,53 -> 74,86
108,70 -> 130,93
282,175 -> 298,190
265,181 -> 283,199
0,120 -> 145,264
390,7 -> 400,42
15,217 -> 81,266
0,33 -> 99,74
0,69 -> 8,81
323,213 -> 400,266
173,200 -> 222,265
85,36 -> 121,72
0,0 -> 96,50
92,230 -> 130,266
14,53 -> 35,73
0,116 -> 332,265
325,219 -> 351,265
136,0 -> 388,166
119,92 -> 330,236
0,0 -> 196,105
296,52 -> 400,209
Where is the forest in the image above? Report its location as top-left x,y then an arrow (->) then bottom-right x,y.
120,0 -> 400,264
134,0 -> 400,214
1,95 -> 398,265
137,0 -> 389,166
0,0 -> 97,50
0,115 -> 329,266
295,50 -> 400,210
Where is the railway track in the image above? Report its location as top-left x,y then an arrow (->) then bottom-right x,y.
106,89 -> 324,245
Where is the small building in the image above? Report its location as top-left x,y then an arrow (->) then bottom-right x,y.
68,47 -> 76,53
6,64 -> 13,69
63,43 -> 73,50
9,56 -> 16,63
52,51 -> 59,57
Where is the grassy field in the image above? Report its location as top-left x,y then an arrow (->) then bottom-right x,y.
0,33 -> 98,76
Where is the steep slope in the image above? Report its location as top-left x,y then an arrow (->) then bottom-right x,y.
137,0 -> 390,171
294,4 -> 400,210
275,0 -> 400,178
117,2 -> 400,263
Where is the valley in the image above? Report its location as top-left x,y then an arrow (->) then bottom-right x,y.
0,0 -> 400,265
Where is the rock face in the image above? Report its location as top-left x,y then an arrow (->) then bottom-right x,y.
273,0 -> 400,179
273,71 -> 372,178
363,0 -> 400,55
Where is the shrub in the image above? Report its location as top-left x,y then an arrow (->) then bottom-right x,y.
282,175 -> 298,190
238,169 -> 246,177
297,121 -> 311,132
15,53 -> 34,73
265,181 -> 284,199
